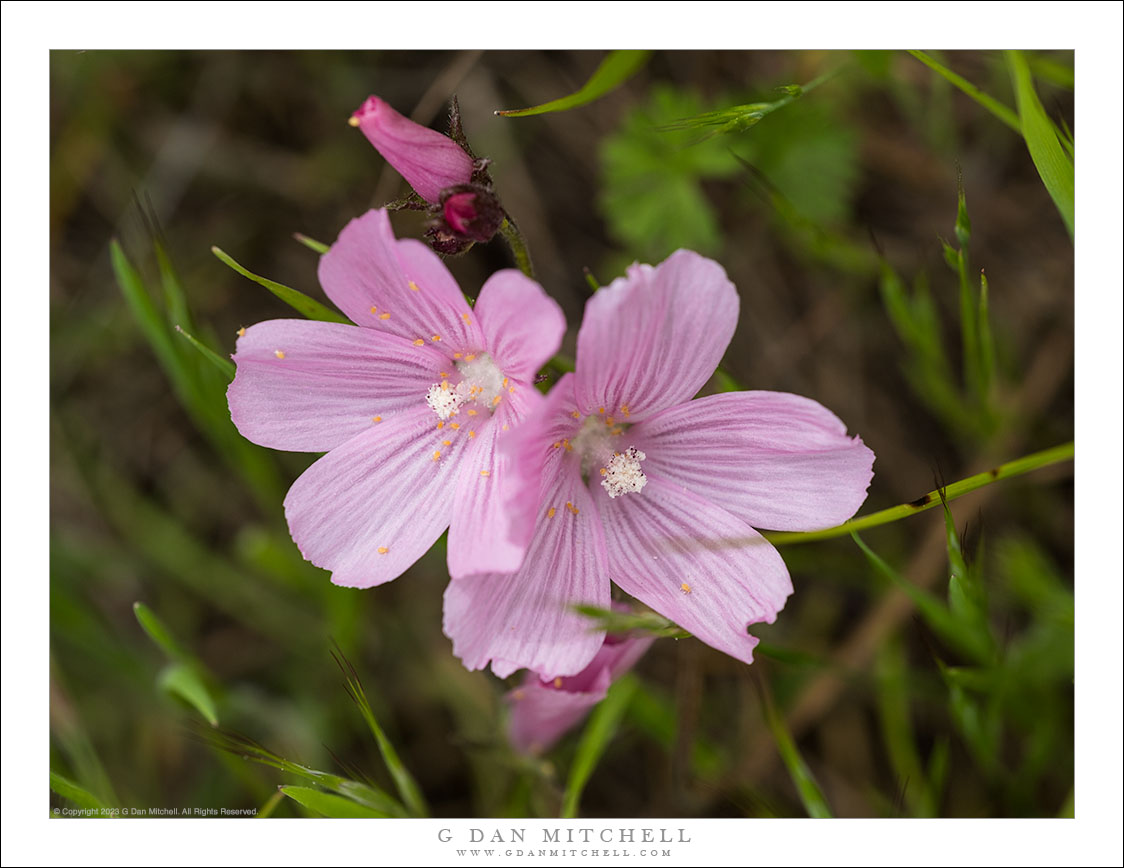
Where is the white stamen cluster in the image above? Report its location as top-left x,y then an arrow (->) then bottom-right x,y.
425,353 -> 506,421
601,447 -> 647,498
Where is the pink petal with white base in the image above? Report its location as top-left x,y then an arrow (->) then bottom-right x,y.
596,475 -> 792,666
227,319 -> 446,452
575,250 -> 738,421
631,391 -> 875,531
284,408 -> 464,588
318,210 -> 481,348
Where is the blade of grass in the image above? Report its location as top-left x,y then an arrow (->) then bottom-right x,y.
49,771 -> 109,812
332,649 -> 428,817
561,674 -> 639,818
908,50 -> 1020,133
293,232 -> 329,254
211,246 -> 348,322
495,50 -> 650,117
1006,50 -> 1074,237
280,785 -> 388,819
174,325 -> 235,381
760,681 -> 833,818
132,602 -> 186,661
158,663 -> 219,727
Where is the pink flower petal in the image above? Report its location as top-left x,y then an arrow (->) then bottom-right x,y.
474,269 -> 567,383
447,386 -> 542,579
575,250 -> 738,421
596,475 -> 793,667
318,210 -> 482,348
227,319 -> 447,452
350,96 -> 474,204
630,391 -> 875,531
506,668 -> 611,755
442,446 -> 610,680
283,407 -> 464,588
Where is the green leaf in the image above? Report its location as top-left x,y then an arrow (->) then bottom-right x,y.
158,663 -> 219,726
211,246 -> 348,322
50,771 -> 109,811
908,51 -> 1021,133
495,51 -> 650,117
293,232 -> 330,254
760,686 -> 833,818
133,601 -> 186,661
280,786 -> 387,819
1007,51 -> 1074,237
174,326 -> 234,382
572,604 -> 690,639
561,674 -> 639,818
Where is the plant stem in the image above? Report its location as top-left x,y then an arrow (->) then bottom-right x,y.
764,441 -> 1073,547
499,217 -> 535,279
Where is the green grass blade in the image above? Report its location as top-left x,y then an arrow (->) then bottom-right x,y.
978,269 -> 996,398
876,642 -> 934,816
49,771 -> 109,811
293,232 -> 329,254
132,601 -> 186,661
908,50 -> 1021,133
561,674 -> 639,818
280,785 -> 389,818
495,51 -> 650,117
760,684 -> 833,818
211,246 -> 348,322
174,325 -> 235,381
1006,51 -> 1074,237
158,663 -> 219,726
332,650 -> 428,817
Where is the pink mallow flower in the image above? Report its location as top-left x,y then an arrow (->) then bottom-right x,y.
444,250 -> 875,679
226,209 -> 565,587
507,625 -> 654,755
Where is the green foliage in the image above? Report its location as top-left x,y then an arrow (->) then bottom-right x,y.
573,604 -> 690,639
280,785 -> 387,818
211,246 -> 348,323
49,771 -> 110,812
495,51 -> 650,117
760,684 -> 833,818
561,675 -> 639,818
1007,51 -> 1075,237
134,601 -> 220,726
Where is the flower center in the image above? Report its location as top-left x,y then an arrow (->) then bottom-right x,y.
425,352 -> 506,421
570,414 -> 647,498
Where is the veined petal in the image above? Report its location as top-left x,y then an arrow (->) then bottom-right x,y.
443,446 -> 610,680
447,386 -> 542,578
228,319 -> 446,452
474,269 -> 567,383
575,249 -> 738,421
597,475 -> 792,667
284,407 -> 463,588
318,210 -> 482,348
351,95 -> 474,204
631,391 -> 875,531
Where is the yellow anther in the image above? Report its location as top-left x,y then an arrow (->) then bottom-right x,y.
274,350 -> 286,359
379,312 -> 391,320
431,334 -> 441,342
461,313 -> 471,324
465,354 -> 476,361
440,381 -> 449,391
502,424 -> 509,431
442,439 -> 452,446
372,416 -> 382,423
450,422 -> 460,430
466,409 -> 478,416
598,407 -> 605,414
437,421 -> 444,429
348,116 -> 360,127
468,430 -> 476,438
563,439 -> 573,452
237,327 -> 246,337
432,450 -> 441,461
553,678 -> 563,688
553,441 -> 561,449
369,305 -> 378,315
408,280 -> 421,292
492,395 -> 502,406
440,372 -> 449,378
547,507 -> 556,518
620,405 -> 630,417
480,470 -> 490,477
508,386 -> 515,394
599,467 -> 607,476
680,583 -> 691,594
453,352 -> 463,359
377,546 -> 389,554
502,377 -> 509,388
413,338 -> 424,346
566,502 -> 580,515
605,416 -> 615,425
571,410 -> 581,419
512,688 -> 526,701
610,427 -> 624,436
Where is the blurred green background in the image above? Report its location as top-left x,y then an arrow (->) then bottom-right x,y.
49,50 -> 1074,818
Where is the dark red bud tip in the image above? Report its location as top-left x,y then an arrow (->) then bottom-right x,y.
443,192 -> 480,235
